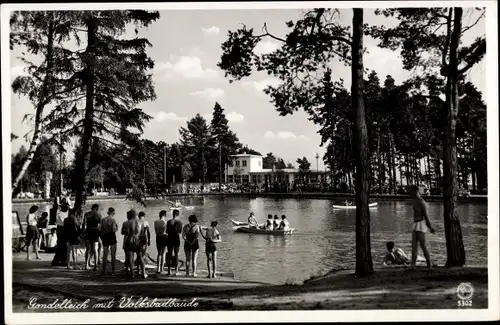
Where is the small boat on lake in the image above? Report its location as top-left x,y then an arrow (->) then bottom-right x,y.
169,206 -> 195,211
332,202 -> 378,210
235,226 -> 295,235
231,220 -> 249,227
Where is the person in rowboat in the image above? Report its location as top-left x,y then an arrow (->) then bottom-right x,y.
247,212 -> 258,228
278,215 -> 290,231
265,215 -> 274,230
273,215 -> 280,230
409,185 -> 435,271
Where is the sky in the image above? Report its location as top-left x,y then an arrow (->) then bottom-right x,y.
9,8 -> 486,169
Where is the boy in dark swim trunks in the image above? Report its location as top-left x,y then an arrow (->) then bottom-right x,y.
64,209 -> 82,269
154,210 -> 168,273
137,212 -> 151,272
83,204 -> 102,271
166,209 -> 183,276
99,207 -> 118,275
202,221 -> 222,278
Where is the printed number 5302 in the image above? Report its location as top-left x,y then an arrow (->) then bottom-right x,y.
458,300 -> 472,307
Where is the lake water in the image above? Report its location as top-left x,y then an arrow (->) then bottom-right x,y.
13,197 -> 488,284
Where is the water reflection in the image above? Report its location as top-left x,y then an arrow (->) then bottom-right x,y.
13,197 -> 487,284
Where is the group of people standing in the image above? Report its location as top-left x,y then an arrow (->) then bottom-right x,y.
153,209 -> 222,278
247,212 -> 290,231
25,199 -> 222,279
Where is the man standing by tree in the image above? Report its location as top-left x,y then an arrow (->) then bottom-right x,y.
409,185 -> 435,271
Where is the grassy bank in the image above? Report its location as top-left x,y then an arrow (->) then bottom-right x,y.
210,266 -> 488,310
11,252 -> 487,311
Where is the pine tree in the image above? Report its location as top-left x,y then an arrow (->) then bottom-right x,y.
209,102 -> 241,184
180,114 -> 213,184
369,7 -> 486,266
60,11 -> 160,211
218,8 -> 373,274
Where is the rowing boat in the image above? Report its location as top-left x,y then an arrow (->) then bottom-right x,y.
234,226 -> 294,235
332,202 -> 378,210
169,206 -> 195,211
231,220 -> 249,227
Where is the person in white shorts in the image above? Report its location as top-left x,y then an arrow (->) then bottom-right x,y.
409,185 -> 435,271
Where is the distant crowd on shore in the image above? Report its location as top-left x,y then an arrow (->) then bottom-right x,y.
24,197 -> 222,279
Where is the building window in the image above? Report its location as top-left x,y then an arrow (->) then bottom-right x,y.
235,160 -> 240,167
243,175 -> 250,183
257,175 -> 262,183
252,175 -> 257,183
228,175 -> 233,183
242,160 -> 247,167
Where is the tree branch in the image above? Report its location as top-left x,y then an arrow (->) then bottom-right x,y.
461,10 -> 485,34
442,8 -> 453,68
254,22 -> 286,43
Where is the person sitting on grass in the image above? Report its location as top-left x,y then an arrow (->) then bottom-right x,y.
382,241 -> 410,266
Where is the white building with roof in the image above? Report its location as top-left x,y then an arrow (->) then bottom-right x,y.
226,153 -> 328,186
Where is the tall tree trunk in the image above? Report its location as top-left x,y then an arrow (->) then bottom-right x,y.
352,8 -> 373,276
435,155 -> 442,188
12,16 -> 55,196
392,138 -> 397,192
387,136 -> 394,193
377,130 -> 383,194
427,155 -> 432,190
74,18 -> 97,212
414,155 -> 420,186
442,7 -> 465,267
471,137 -> 476,191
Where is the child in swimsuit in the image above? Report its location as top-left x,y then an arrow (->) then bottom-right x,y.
202,221 -> 222,278
182,215 -> 201,277
99,207 -> 118,275
137,211 -> 151,271
154,210 -> 168,273
382,241 -> 410,266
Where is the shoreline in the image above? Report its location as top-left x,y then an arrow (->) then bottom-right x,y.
11,253 -> 488,311
12,192 -> 488,205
